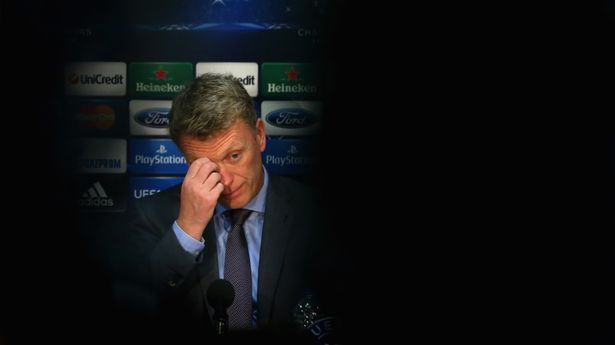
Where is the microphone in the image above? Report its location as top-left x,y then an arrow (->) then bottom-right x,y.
207,279 -> 235,335
293,290 -> 341,345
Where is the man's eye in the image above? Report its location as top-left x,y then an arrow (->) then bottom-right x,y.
230,153 -> 240,160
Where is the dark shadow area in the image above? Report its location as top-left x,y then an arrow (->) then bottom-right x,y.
1,0 -> 344,344
3,0 -> 615,344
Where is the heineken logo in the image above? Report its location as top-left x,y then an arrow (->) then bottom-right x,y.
130,62 -> 193,98
135,83 -> 184,92
266,83 -> 317,93
260,63 -> 319,98
154,68 -> 168,80
286,68 -> 299,81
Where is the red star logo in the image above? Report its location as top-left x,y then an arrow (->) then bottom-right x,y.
69,73 -> 79,84
286,68 -> 298,81
154,68 -> 168,80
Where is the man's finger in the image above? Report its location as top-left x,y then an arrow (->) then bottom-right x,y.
203,172 -> 222,191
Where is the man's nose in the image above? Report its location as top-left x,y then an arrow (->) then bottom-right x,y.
218,167 -> 233,187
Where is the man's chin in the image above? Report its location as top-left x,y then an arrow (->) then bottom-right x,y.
219,196 -> 247,209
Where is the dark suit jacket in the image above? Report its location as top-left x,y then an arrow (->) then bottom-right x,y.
115,174 -> 333,336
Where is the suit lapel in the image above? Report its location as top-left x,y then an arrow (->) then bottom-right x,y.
257,176 -> 293,325
198,221 -> 219,323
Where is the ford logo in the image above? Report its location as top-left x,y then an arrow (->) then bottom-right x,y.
134,108 -> 170,128
265,108 -> 319,129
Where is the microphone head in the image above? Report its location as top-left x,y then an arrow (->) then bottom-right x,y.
207,279 -> 235,310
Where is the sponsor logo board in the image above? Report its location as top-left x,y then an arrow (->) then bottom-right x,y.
129,139 -> 188,174
196,62 -> 258,97
129,176 -> 184,201
78,175 -> 127,212
129,100 -> 172,136
78,138 -> 127,174
129,62 -> 193,98
67,99 -> 125,136
65,62 -> 126,96
262,138 -> 317,175
260,63 -> 319,98
261,101 -> 322,135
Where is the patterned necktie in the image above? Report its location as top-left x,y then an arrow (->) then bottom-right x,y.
224,209 -> 253,329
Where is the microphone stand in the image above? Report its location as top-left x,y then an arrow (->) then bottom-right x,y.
213,311 -> 228,335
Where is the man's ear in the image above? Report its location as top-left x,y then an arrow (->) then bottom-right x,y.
256,118 -> 266,152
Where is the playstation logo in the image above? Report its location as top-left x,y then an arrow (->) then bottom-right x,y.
288,145 -> 299,155
156,145 -> 167,154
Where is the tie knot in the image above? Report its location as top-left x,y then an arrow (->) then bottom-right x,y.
228,209 -> 252,228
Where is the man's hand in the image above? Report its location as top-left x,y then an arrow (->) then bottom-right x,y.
177,157 -> 224,240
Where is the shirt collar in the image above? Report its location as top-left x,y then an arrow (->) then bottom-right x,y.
215,167 -> 268,215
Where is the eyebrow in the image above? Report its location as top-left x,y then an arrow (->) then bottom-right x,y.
183,136 -> 246,164
213,141 -> 246,160
226,142 -> 246,153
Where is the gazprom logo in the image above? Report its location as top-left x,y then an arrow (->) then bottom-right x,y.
134,108 -> 170,128
265,108 -> 318,129
78,138 -> 127,174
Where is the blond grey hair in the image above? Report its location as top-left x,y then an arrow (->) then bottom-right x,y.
169,73 -> 257,143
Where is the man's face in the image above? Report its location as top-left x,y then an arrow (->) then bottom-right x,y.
179,119 -> 267,209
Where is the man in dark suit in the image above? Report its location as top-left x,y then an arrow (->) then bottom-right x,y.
114,73 -> 336,341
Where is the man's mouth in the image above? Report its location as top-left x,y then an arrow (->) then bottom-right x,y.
223,185 -> 242,198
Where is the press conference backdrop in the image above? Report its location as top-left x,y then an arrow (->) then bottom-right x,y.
64,0 -> 328,214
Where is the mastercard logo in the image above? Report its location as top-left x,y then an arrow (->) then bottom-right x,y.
76,104 -> 116,130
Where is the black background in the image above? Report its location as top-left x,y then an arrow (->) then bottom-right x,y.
2,0 -> 615,344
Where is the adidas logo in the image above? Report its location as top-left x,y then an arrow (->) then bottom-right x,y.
79,181 -> 115,207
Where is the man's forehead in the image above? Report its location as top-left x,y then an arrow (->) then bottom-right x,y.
181,134 -> 243,156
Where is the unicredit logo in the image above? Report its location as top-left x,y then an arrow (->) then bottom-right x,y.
134,108 -> 170,128
68,73 -> 80,84
265,108 -> 318,129
235,75 -> 256,86
69,73 -> 124,85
